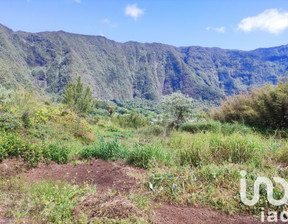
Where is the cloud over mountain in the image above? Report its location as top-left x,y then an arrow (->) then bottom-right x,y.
238,9 -> 288,34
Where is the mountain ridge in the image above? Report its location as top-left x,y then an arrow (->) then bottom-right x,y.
0,23 -> 287,101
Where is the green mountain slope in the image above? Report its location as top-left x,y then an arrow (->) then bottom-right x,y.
0,23 -> 287,101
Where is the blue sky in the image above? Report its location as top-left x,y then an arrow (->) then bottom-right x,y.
0,0 -> 288,50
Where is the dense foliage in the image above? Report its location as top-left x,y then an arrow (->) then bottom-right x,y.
1,24 -> 288,102
62,76 -> 93,113
211,80 -> 288,129
162,92 -> 193,127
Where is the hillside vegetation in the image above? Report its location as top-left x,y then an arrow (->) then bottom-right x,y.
0,80 -> 288,223
211,80 -> 288,130
0,23 -> 288,101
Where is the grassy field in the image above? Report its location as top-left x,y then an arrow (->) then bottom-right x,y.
0,93 -> 288,223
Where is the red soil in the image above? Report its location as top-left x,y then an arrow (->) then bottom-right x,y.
0,159 -> 270,223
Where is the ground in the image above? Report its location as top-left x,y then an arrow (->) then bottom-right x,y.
0,158 -> 269,224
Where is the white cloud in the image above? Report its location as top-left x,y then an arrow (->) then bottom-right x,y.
74,0 -> 81,3
206,26 -> 226,33
238,9 -> 288,34
125,4 -> 144,20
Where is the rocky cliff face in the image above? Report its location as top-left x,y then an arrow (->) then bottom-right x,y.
0,24 -> 287,101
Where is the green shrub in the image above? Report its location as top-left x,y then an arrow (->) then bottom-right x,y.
211,80 -> 288,129
114,110 -> 148,129
0,132 -> 42,166
106,124 -> 121,132
0,132 -> 26,158
0,113 -> 21,131
71,119 -> 95,144
43,144 -> 69,164
0,133 -> 70,166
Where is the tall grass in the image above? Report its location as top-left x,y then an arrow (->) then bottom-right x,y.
169,131 -> 277,168
80,137 -> 129,161
127,143 -> 175,168
179,121 -> 254,135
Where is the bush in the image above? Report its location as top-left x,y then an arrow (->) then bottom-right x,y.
211,80 -> 288,129
43,144 -> 69,164
0,132 -> 26,159
0,132 -> 41,166
113,111 -> 148,129
0,113 -> 21,131
70,119 -> 95,144
0,133 -> 70,166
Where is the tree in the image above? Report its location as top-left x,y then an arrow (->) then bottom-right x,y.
162,92 -> 193,127
62,76 -> 93,113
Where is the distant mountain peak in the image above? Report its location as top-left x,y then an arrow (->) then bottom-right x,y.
0,23 -> 287,101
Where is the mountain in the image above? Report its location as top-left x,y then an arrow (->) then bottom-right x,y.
0,23 -> 288,101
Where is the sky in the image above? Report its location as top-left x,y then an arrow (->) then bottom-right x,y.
0,0 -> 288,50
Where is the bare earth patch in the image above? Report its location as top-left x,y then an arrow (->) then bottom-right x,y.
156,203 -> 266,224
22,159 -> 141,193
0,158 -> 29,177
0,159 -> 271,223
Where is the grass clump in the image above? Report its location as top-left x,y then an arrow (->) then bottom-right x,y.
127,143 -> 175,169
80,137 -> 129,161
127,144 -> 155,169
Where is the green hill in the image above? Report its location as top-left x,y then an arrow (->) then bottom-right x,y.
0,23 -> 287,101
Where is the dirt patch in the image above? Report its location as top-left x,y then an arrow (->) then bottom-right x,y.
22,159 -> 141,193
156,203 -> 269,224
0,158 -> 29,177
0,159 -> 274,223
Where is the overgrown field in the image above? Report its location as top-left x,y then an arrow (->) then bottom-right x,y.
0,88 -> 288,223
